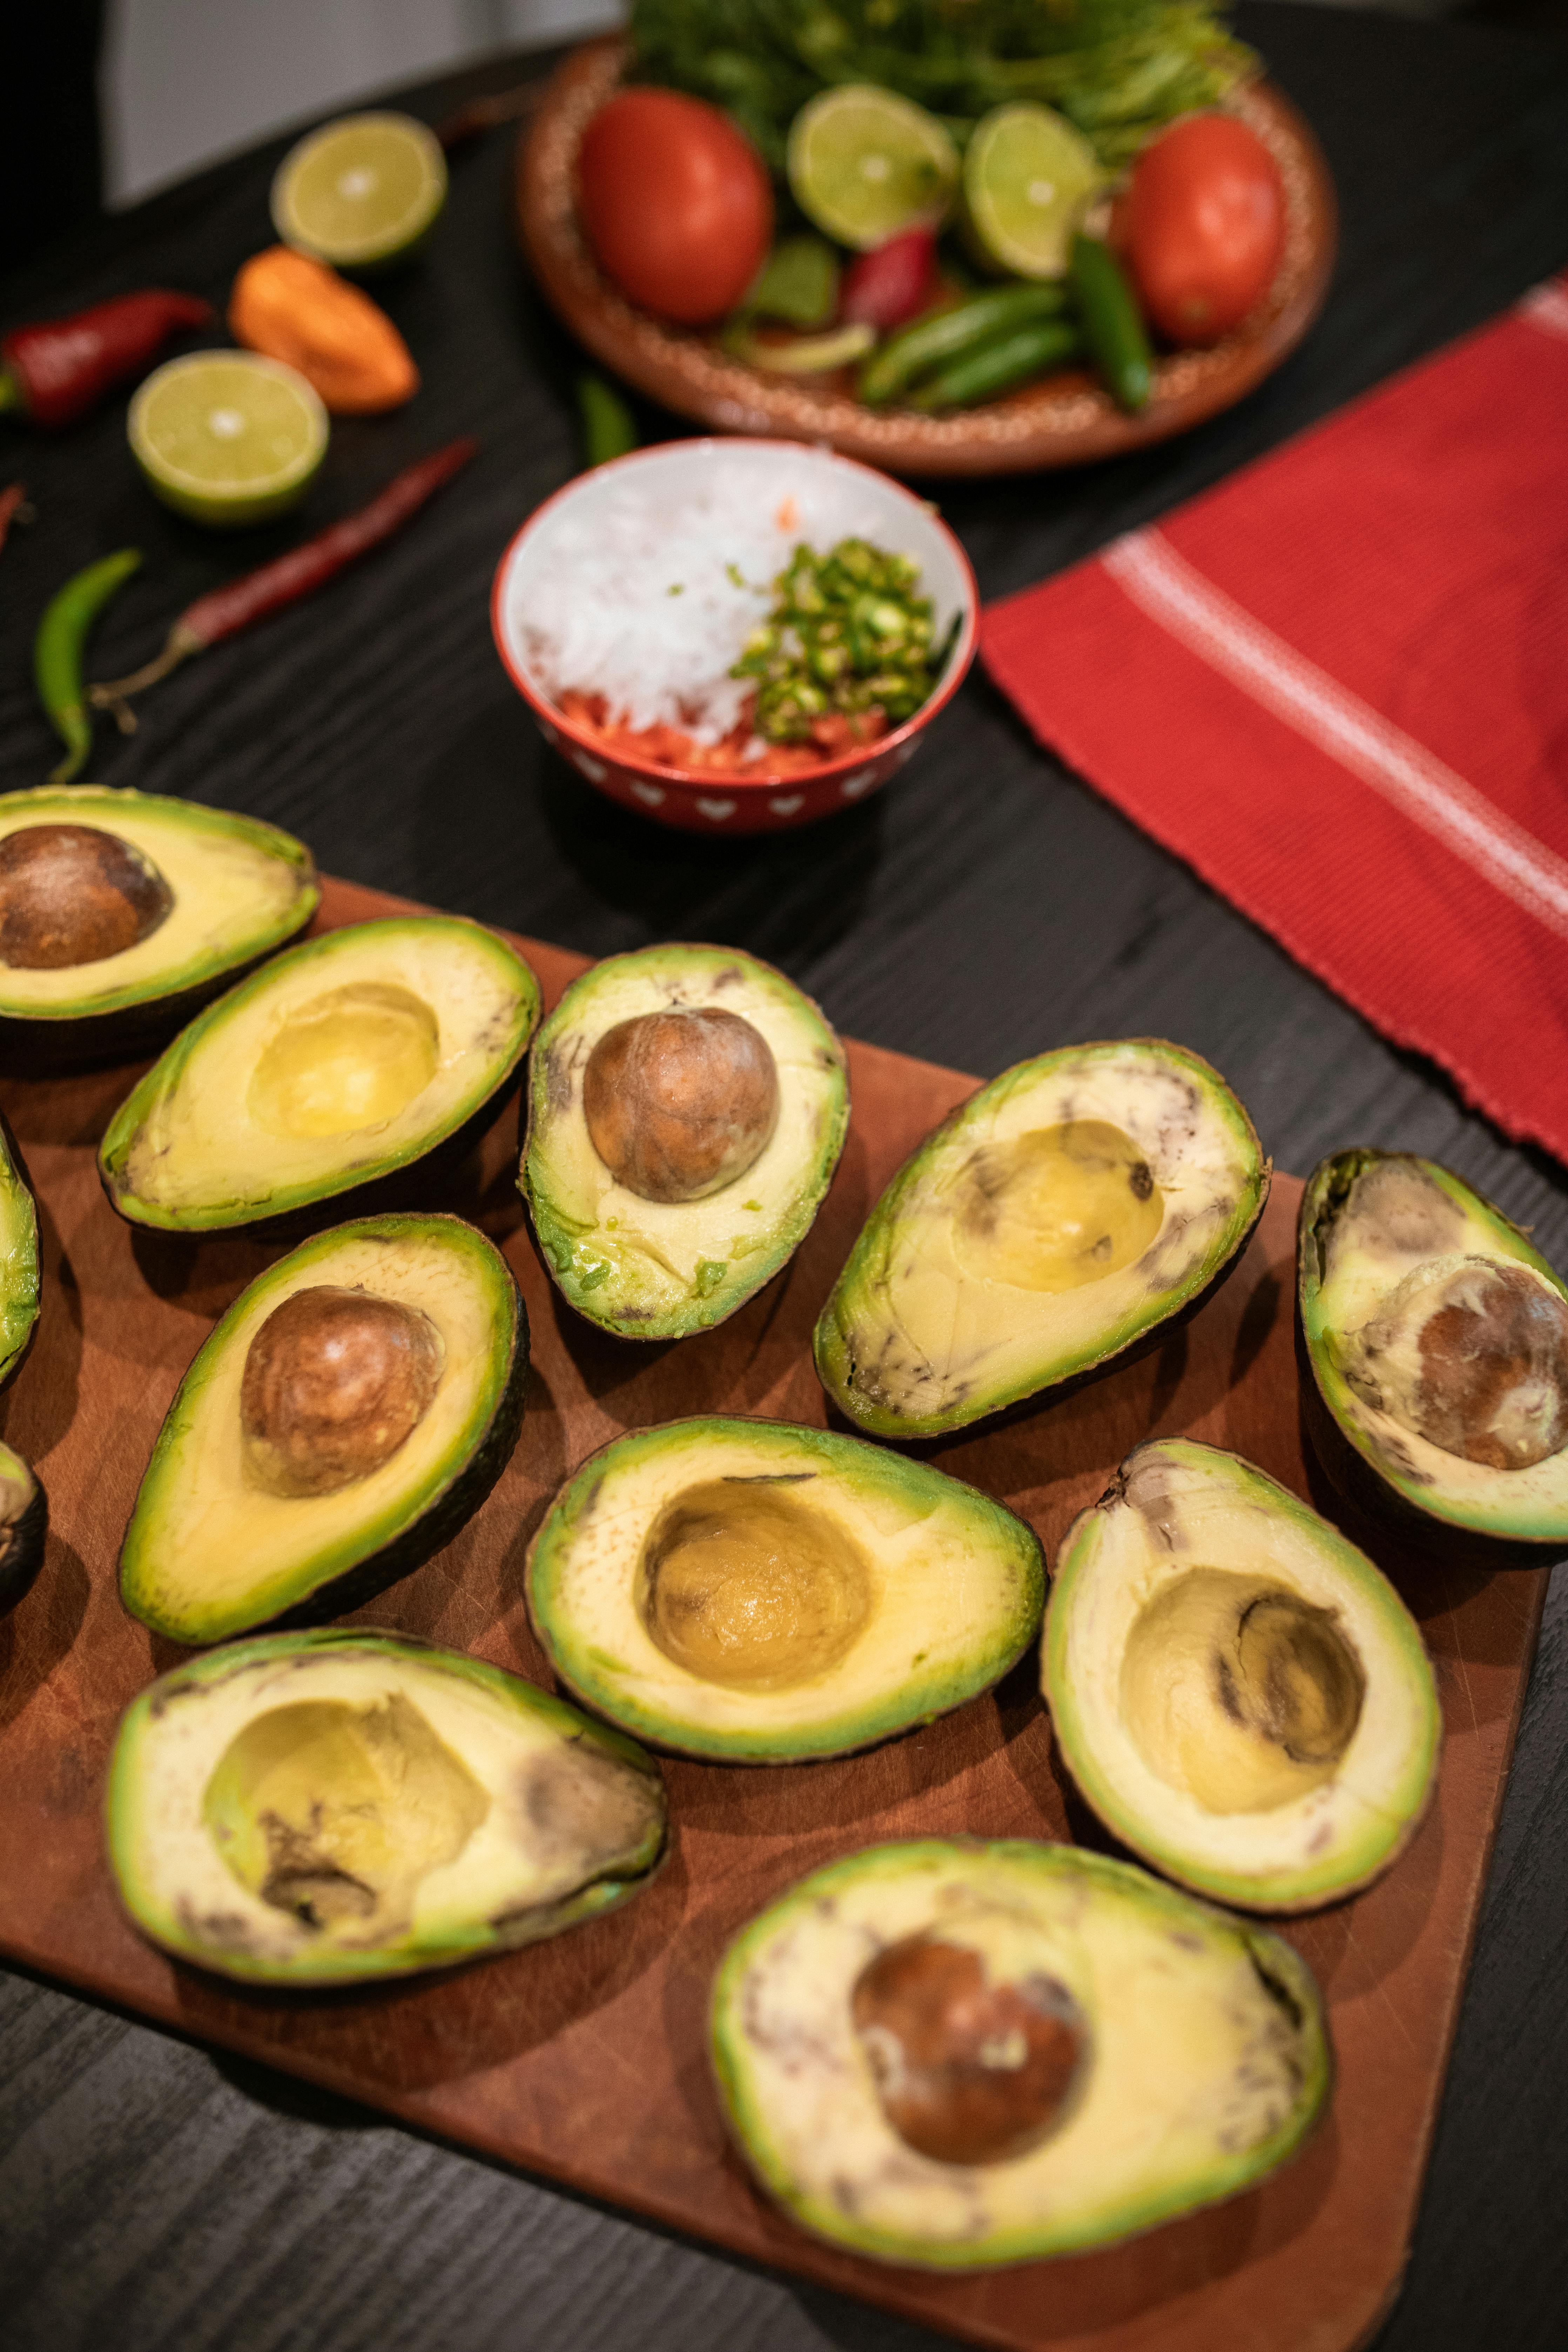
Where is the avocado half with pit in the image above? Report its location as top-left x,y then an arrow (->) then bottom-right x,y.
1299,1148 -> 1568,1550
521,943 -> 849,1339
711,1836 -> 1328,2268
120,1213 -> 527,1644
107,1626 -> 666,1985
814,1039 -> 1268,1440
0,786 -> 318,1062
0,1108 -> 40,1392
526,1416 -> 1043,1761
1044,1438 -> 1440,1912
0,1442 -> 47,1614
99,915 -> 540,1232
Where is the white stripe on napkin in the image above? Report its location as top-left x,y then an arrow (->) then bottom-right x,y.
1519,281 -> 1568,341
1101,526 -> 1568,940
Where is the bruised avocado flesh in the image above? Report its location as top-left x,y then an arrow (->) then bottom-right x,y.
1045,1439 -> 1440,1911
522,945 -> 848,1339
0,1110 -> 39,1391
107,1627 -> 665,1985
0,787 -> 318,1053
98,916 -> 540,1232
815,1040 -> 1268,1440
1301,1150 -> 1568,1545
120,1214 -> 526,1645
711,1837 -> 1328,2267
526,1417 -> 1044,1761
0,1441 -> 47,1614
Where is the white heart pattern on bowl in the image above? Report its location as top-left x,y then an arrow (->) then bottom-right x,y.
696,798 -> 736,822
572,749 -> 608,784
769,795 -> 805,818
630,780 -> 666,808
840,767 -> 877,800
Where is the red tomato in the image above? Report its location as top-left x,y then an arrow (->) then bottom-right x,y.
1123,114 -> 1286,347
577,90 -> 773,327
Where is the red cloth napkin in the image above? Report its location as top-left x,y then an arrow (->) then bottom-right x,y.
981,273 -> 1568,1161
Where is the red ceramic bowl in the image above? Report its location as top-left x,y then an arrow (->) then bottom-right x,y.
490,437 -> 978,834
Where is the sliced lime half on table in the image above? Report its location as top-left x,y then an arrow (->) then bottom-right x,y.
271,110 -> 447,269
128,353 -> 329,527
787,85 -> 959,251
962,103 -> 1105,279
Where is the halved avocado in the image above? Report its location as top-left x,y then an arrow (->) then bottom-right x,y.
1300,1148 -> 1568,1550
815,1040 -> 1268,1440
0,786 -> 318,1063
99,916 -> 540,1232
0,1442 -> 47,1614
120,1214 -> 527,1644
711,1836 -> 1328,2268
0,1108 -> 39,1391
107,1626 -> 666,1985
526,1416 -> 1043,1762
521,944 -> 848,1339
1044,1438 -> 1440,1911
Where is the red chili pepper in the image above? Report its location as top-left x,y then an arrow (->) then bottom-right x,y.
90,436 -> 479,721
0,291 -> 214,431
841,229 -> 939,335
0,482 -> 27,557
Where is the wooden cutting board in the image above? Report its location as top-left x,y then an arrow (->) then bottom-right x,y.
0,879 -> 1545,2352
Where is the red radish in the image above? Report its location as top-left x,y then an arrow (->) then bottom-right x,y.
841,228 -> 938,332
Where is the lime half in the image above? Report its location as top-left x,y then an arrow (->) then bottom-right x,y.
272,110 -> 446,270
787,86 -> 958,252
962,104 -> 1104,280
129,353 -> 329,527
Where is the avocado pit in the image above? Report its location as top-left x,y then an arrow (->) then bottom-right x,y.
247,982 -> 440,1139
241,1283 -> 445,1498
637,1477 -> 870,1689
0,822 -> 174,969
584,1007 -> 780,1204
852,1929 -> 1089,2165
953,1119 -> 1162,1292
1121,1568 -> 1365,1813
1350,1256 -> 1568,1471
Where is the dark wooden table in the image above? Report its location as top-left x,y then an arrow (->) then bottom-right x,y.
2,8 -> 1567,2347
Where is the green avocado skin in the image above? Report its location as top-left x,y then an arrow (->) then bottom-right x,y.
119,1214 -> 529,1646
1298,1149 -> 1568,1553
0,788 -> 320,1069
0,1108 -> 41,1397
106,1627 -> 666,1987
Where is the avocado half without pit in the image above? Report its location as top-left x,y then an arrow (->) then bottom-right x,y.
0,787 -> 319,1062
711,1837 -> 1328,2267
525,1417 -> 1044,1761
1044,1438 -> 1441,1911
120,1214 -> 527,1644
98,915 -> 540,1231
815,1039 -> 1268,1439
1299,1148 -> 1568,1548
521,944 -> 849,1338
107,1628 -> 666,1985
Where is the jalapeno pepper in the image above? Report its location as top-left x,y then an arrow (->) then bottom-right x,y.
1070,233 -> 1153,415
908,318 -> 1083,412
1,292 -> 213,431
857,283 -> 1070,406
34,549 -> 143,785
577,374 -> 638,469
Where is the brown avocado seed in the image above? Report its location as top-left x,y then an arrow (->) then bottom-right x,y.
240,1285 -> 445,1499
583,1007 -> 780,1204
0,823 -> 174,969
1357,1258 -> 1568,1471
851,1934 -> 1088,2166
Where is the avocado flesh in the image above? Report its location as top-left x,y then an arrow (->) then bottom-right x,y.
0,787 -> 317,1044
526,1416 -> 1044,1761
711,1837 -> 1328,2267
1045,1439 -> 1440,1911
99,916 -> 541,1231
522,945 -> 848,1339
107,1628 -> 666,1984
1300,1150 -> 1568,1544
0,1111 -> 39,1390
0,1440 -> 47,1614
814,1041 -> 1268,1440
120,1214 -> 527,1645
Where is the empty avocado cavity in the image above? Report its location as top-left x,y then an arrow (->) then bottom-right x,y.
953,1120 -> 1163,1293
248,983 -> 442,1141
638,1478 -> 873,1691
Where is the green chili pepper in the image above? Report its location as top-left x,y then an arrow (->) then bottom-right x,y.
1070,232 -> 1153,414
34,547 -> 142,785
731,538 -> 936,744
743,236 -> 840,331
909,319 -> 1083,412
857,283 -> 1070,406
577,373 -> 638,470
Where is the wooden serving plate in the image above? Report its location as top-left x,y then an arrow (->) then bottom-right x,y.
516,39 -> 1338,479
0,878 -> 1542,2352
